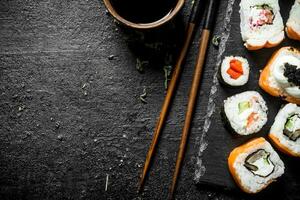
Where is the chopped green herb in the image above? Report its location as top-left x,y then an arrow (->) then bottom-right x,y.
82,83 -> 87,89
108,55 -> 115,60
163,65 -> 172,90
139,87 -> 147,104
136,58 -> 149,73
18,105 -> 25,112
212,35 -> 221,47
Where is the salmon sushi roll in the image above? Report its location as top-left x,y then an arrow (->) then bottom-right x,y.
223,91 -> 268,135
259,47 -> 300,105
228,137 -> 285,193
269,103 -> 300,157
286,0 -> 300,41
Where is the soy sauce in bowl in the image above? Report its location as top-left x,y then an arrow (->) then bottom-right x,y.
110,0 -> 178,24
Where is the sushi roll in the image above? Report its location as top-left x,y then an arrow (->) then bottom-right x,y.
228,137 -> 285,193
240,0 -> 284,50
259,47 -> 300,105
223,91 -> 268,135
269,103 -> 300,157
286,0 -> 300,41
220,56 -> 250,87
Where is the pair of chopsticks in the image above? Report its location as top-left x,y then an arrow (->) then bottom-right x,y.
138,0 -> 220,199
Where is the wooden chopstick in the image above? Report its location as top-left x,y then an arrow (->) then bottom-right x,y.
138,0 -> 207,193
168,0 -> 219,199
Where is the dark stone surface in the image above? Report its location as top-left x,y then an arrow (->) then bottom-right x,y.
0,0 -> 296,200
196,1 -> 300,200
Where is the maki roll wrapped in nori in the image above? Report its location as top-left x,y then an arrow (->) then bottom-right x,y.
219,56 -> 250,87
223,91 -> 268,135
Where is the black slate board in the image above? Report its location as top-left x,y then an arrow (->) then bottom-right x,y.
195,0 -> 300,197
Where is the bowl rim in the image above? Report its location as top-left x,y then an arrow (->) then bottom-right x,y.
103,0 -> 185,29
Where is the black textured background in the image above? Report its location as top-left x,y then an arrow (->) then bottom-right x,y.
0,0 -> 297,200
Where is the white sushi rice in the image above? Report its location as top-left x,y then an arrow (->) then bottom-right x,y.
239,0 -> 284,49
221,56 -> 250,86
233,139 -> 284,193
270,103 -> 300,154
224,91 -> 268,135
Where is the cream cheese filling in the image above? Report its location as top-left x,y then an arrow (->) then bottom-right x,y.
269,55 -> 300,98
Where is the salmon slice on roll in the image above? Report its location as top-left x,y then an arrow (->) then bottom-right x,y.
269,103 -> 300,157
228,137 -> 285,193
259,47 -> 300,105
